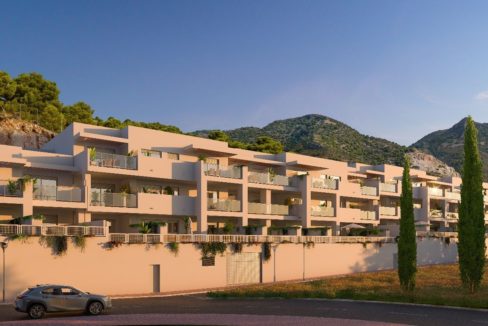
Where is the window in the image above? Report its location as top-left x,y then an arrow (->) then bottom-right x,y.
61,287 -> 79,295
41,287 -> 55,295
140,185 -> 162,194
167,152 -> 180,160
33,177 -> 57,200
202,256 -> 215,266
43,214 -> 59,225
168,222 -> 179,234
141,149 -> 161,158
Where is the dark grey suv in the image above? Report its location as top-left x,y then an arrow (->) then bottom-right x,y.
14,285 -> 112,319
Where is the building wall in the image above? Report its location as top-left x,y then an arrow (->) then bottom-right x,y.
0,236 -> 480,302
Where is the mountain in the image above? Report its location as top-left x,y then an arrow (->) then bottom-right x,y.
195,114 -> 458,177
411,117 -> 488,179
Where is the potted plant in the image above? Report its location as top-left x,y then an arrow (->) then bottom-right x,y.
7,179 -> 18,195
163,186 -> 174,195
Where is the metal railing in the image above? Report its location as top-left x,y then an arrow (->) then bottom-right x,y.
34,185 -> 83,202
248,171 -> 290,186
312,178 -> 338,190
207,199 -> 241,212
248,203 -> 290,215
380,183 -> 397,193
0,180 -> 22,197
361,186 -> 378,196
109,233 -> 396,244
90,152 -> 137,170
204,163 -> 242,179
90,191 -> 137,208
379,206 -> 397,216
311,206 -> 335,217
0,224 -> 106,237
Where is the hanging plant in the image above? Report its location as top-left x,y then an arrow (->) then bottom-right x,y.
39,236 -> 68,256
17,175 -> 37,192
199,242 -> 226,258
7,179 -> 19,195
231,242 -> 243,253
167,242 -> 179,255
72,235 -> 86,252
262,242 -> 272,261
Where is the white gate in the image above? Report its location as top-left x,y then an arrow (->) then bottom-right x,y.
226,252 -> 260,285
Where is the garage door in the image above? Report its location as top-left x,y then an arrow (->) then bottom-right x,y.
226,252 -> 260,285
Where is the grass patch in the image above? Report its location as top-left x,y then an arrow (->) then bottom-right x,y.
208,264 -> 488,309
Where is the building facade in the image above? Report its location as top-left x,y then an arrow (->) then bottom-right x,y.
0,122 -> 486,236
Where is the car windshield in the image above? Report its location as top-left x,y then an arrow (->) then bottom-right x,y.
19,288 -> 33,296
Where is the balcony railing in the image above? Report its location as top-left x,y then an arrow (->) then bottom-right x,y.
360,210 -> 376,220
429,209 -> 444,218
361,186 -> 378,196
207,199 -> 241,212
428,187 -> 444,197
446,212 -> 459,219
248,203 -> 290,215
248,172 -> 289,186
90,191 -> 137,208
380,183 -> 397,193
0,224 -> 106,237
34,185 -> 83,202
445,191 -> 461,200
90,152 -> 137,170
311,206 -> 335,217
0,180 -> 22,197
110,233 -> 396,245
203,163 -> 242,179
380,206 -> 398,216
312,178 -> 339,190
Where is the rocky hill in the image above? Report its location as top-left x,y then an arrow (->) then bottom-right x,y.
0,118 -> 54,149
411,117 -> 488,179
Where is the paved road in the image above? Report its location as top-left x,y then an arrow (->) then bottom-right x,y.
0,294 -> 487,325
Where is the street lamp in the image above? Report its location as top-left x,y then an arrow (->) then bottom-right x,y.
1,241 -> 7,303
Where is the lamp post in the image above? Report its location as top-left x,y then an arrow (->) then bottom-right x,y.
272,244 -> 278,282
1,241 -> 7,303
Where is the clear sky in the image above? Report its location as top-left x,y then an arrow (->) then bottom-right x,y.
2,0 -> 488,145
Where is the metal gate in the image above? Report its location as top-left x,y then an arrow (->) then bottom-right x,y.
226,252 -> 260,285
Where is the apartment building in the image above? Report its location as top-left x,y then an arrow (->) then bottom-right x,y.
0,122 -> 486,236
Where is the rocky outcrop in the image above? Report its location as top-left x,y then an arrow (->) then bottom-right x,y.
407,149 -> 460,178
0,118 -> 54,149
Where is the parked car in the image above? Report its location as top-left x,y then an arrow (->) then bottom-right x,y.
14,284 -> 111,319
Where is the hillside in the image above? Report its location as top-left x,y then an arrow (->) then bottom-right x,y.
0,118 -> 54,149
411,117 -> 488,179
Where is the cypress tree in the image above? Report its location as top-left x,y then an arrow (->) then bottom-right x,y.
398,155 -> 417,291
459,116 -> 486,293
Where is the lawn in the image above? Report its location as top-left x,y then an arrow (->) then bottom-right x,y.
208,264 -> 488,309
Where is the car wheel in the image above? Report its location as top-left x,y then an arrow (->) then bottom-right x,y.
28,304 -> 45,319
87,301 -> 103,315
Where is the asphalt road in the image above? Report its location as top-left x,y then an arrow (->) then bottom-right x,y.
0,294 -> 487,325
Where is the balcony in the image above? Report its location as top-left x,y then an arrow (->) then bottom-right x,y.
90,152 -> 137,170
248,203 -> 290,215
312,178 -> 338,190
248,171 -> 289,186
34,185 -> 83,202
90,191 -> 137,208
361,210 -> 376,220
446,212 -> 459,220
429,209 -> 444,218
0,180 -> 22,197
445,191 -> 461,200
380,206 -> 398,216
311,206 -> 335,217
380,183 -> 397,193
207,199 -> 241,212
204,164 -> 242,179
361,186 -> 378,196
428,187 -> 444,197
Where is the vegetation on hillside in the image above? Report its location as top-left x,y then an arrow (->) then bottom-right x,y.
458,117 -> 486,293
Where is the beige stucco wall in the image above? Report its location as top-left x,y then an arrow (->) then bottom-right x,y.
0,236 -> 480,302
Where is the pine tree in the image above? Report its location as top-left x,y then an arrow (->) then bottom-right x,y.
459,116 -> 486,293
398,155 -> 417,291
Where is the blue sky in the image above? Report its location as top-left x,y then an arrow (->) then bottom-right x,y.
2,0 -> 488,145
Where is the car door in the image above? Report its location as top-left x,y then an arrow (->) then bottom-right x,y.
40,287 -> 65,312
60,287 -> 88,311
